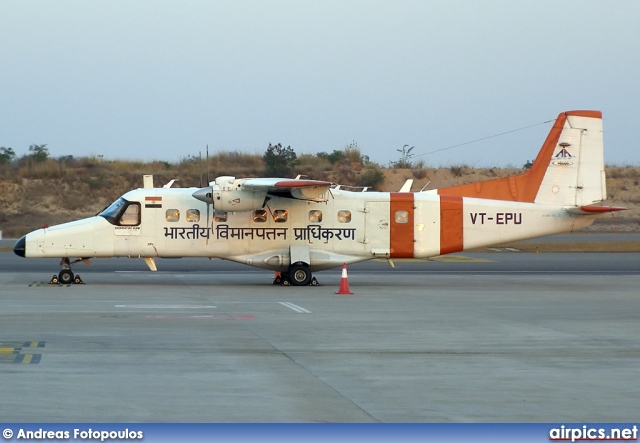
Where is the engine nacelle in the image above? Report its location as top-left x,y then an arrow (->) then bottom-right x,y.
211,187 -> 267,212
192,179 -> 267,212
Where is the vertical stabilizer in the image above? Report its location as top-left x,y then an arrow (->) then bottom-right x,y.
534,111 -> 605,206
431,111 -> 605,206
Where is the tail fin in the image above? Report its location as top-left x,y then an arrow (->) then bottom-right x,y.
432,110 -> 605,206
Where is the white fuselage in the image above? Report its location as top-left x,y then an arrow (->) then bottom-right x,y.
21,186 -> 597,272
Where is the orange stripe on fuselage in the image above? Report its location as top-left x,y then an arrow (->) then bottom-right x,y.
389,193 -> 414,258
440,195 -> 463,255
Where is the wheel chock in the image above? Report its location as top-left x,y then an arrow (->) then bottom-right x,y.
49,275 -> 59,285
310,277 -> 319,286
73,275 -> 84,284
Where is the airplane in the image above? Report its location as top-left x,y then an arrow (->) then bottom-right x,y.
13,110 -> 625,286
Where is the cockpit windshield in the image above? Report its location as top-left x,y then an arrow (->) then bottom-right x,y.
99,198 -> 141,226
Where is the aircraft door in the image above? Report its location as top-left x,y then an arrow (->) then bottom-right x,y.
113,201 -> 156,257
362,201 -> 390,256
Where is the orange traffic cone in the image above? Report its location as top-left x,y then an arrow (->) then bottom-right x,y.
336,263 -> 353,295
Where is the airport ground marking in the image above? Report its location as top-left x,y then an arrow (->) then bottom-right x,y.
144,315 -> 255,321
115,304 -> 217,309
0,341 -> 45,364
279,302 -> 312,314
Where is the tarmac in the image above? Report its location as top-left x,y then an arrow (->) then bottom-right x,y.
0,245 -> 639,422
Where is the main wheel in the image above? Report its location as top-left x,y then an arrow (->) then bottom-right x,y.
288,263 -> 312,286
58,269 -> 74,285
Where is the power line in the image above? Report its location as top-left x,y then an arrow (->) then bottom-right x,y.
388,119 -> 555,166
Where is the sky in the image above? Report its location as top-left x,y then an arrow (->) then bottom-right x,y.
1,0 -> 639,169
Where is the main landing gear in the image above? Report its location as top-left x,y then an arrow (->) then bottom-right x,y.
273,262 -> 319,287
49,258 -> 85,285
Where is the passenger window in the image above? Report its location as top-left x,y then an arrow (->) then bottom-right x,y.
214,212 -> 228,223
166,209 -> 180,222
308,210 -> 322,223
273,210 -> 288,223
337,210 -> 351,223
394,210 -> 409,224
119,203 -> 141,226
253,209 -> 267,223
186,209 -> 200,222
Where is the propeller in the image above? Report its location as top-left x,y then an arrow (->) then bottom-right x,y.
206,146 -> 210,232
206,145 -> 214,244
192,146 -> 215,244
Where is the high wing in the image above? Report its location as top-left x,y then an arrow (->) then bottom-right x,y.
241,178 -> 332,202
192,176 -> 333,212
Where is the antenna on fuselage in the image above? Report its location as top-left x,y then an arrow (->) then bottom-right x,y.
205,145 -> 213,243
199,150 -> 203,188
206,144 -> 210,185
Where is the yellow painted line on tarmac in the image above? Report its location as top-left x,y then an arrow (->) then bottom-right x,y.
429,255 -> 495,263
0,341 -> 45,364
374,255 -> 494,263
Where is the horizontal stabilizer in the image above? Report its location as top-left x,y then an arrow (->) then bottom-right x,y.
565,205 -> 628,214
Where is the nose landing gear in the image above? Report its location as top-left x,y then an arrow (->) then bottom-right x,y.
49,258 -> 85,285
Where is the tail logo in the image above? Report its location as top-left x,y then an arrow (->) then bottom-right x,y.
555,142 -> 573,158
553,142 -> 574,165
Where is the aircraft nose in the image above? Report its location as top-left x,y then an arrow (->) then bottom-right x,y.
13,236 -> 26,257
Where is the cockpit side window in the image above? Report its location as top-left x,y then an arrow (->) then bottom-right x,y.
99,198 -> 141,226
120,203 -> 141,226
99,198 -> 127,225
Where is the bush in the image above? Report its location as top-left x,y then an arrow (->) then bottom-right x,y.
411,159 -> 427,179
358,166 -> 385,189
449,164 -> 467,177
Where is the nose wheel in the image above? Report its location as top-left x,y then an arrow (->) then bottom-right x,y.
49,258 -> 84,285
58,269 -> 75,284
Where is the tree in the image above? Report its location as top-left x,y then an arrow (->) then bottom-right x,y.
0,146 -> 16,165
28,144 -> 49,162
263,143 -> 297,177
394,144 -> 415,168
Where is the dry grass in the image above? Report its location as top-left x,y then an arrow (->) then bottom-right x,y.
1,157 -> 639,238
293,154 -> 333,180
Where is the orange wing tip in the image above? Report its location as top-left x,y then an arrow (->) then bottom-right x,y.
579,205 -> 628,213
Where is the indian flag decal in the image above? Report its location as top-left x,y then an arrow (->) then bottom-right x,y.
145,196 -> 162,208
